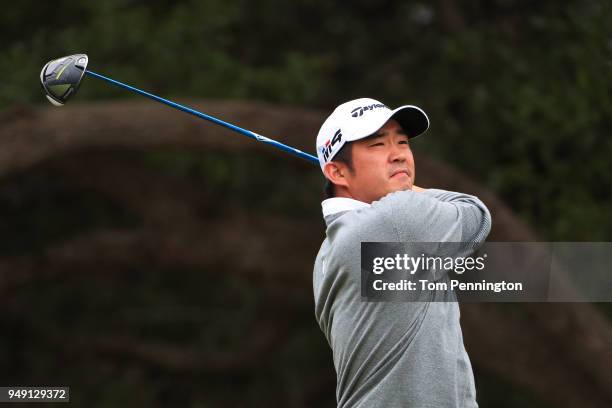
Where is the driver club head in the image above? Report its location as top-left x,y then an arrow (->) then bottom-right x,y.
40,54 -> 88,106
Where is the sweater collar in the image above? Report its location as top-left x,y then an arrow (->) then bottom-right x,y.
321,197 -> 370,217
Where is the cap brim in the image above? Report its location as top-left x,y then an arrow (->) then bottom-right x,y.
390,105 -> 429,139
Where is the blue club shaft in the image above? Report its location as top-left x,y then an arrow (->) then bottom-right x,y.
84,70 -> 319,165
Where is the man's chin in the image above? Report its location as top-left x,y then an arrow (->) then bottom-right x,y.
389,180 -> 413,193
384,186 -> 411,197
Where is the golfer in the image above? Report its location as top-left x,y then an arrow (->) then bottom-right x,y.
313,98 -> 492,407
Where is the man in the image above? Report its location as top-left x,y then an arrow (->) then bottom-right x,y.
313,98 -> 492,407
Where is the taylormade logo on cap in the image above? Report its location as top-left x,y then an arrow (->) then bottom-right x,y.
350,103 -> 388,117
316,97 -> 430,172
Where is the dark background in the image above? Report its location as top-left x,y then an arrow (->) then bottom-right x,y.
1,0 -> 611,407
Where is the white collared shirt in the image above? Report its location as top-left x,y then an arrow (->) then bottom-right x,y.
321,197 -> 370,217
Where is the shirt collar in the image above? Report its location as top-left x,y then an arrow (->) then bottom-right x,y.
321,197 -> 370,217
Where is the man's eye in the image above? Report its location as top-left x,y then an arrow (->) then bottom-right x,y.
370,143 -> 384,147
399,140 -> 409,145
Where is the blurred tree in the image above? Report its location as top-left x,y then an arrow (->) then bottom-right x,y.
1,1 -> 612,406
2,0 -> 611,240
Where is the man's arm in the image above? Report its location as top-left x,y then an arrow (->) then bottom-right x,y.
373,188 -> 492,244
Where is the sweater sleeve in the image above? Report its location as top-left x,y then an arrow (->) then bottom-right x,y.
371,188 -> 492,245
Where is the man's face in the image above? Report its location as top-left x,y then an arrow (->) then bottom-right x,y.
344,119 -> 416,203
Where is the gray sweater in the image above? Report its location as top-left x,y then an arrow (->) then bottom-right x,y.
313,188 -> 492,408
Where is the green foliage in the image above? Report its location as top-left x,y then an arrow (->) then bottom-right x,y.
3,0 -> 611,240
3,263 -> 335,407
0,174 -> 138,256
2,3 -> 611,404
143,151 -> 322,216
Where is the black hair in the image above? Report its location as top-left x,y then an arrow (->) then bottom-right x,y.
323,142 -> 354,199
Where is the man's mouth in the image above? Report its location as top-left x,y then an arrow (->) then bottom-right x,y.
390,169 -> 410,179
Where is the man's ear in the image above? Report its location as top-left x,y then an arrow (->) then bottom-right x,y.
323,161 -> 350,188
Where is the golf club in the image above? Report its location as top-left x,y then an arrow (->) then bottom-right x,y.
40,54 -> 319,164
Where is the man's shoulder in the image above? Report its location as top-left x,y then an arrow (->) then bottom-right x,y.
323,203 -> 398,243
320,189 -> 444,242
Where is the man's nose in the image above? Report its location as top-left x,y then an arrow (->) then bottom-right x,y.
389,142 -> 407,162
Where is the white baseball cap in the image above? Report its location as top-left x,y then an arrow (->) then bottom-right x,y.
316,97 -> 429,172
